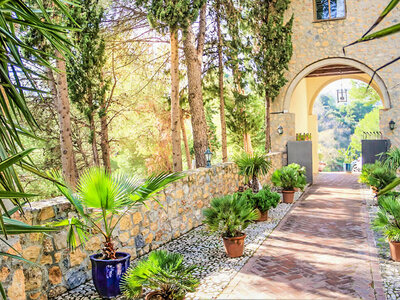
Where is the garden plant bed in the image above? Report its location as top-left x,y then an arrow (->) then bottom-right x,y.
53,191 -> 304,300
364,187 -> 400,300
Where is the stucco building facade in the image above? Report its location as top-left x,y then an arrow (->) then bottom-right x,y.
271,1 -> 400,174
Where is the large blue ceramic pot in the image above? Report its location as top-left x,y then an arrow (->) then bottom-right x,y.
343,163 -> 352,173
90,252 -> 130,298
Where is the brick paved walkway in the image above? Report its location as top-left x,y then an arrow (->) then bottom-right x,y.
219,173 -> 385,299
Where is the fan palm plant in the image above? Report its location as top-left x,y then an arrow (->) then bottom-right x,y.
51,168 -> 183,259
382,147 -> 400,170
235,152 -> 271,193
121,250 -> 199,300
0,1 -> 76,298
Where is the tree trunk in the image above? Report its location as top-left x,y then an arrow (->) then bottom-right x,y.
183,15 -> 208,168
217,1 -> 228,163
265,93 -> 271,152
180,109 -> 192,169
99,106 -> 111,174
88,94 -> 100,166
54,51 -> 78,188
252,175 -> 259,193
170,29 -> 183,172
244,133 -> 254,154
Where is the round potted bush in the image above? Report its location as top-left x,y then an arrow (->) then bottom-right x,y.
51,168 -> 182,298
121,250 -> 199,299
374,195 -> 400,261
203,194 -> 258,257
237,186 -> 280,221
271,164 -> 306,204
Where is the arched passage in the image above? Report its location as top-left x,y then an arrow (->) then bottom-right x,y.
284,58 -> 389,175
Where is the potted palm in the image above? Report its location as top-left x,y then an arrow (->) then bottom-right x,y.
237,186 -> 280,221
374,195 -> 400,261
203,194 -> 258,257
338,147 -> 354,173
121,250 -> 199,299
235,152 -> 271,193
271,165 -> 306,203
51,168 -> 182,298
361,161 -> 396,194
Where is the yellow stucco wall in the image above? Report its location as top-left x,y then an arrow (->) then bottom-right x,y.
288,74 -> 383,174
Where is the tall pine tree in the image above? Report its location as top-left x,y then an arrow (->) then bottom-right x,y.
137,0 -> 205,171
250,0 -> 293,151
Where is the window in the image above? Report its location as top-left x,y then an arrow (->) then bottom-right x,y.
315,0 -> 346,21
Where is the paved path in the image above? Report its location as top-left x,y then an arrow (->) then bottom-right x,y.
219,173 -> 385,299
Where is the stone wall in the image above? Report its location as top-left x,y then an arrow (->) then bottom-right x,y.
271,0 -> 400,149
0,153 -> 283,300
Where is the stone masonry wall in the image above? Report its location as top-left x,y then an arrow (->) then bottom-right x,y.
0,153 -> 282,300
271,1 -> 400,148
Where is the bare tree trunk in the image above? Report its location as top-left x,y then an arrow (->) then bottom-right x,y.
54,51 -> 78,188
265,93 -> 271,152
99,107 -> 111,173
217,1 -> 228,163
170,29 -> 183,172
183,4 -> 208,168
180,109 -> 192,169
243,133 -> 254,154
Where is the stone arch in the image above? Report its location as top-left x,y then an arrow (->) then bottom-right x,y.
283,57 -> 391,112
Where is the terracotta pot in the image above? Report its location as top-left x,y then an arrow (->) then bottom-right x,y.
256,210 -> 269,222
145,291 -> 164,300
282,190 -> 295,203
389,241 -> 400,262
222,233 -> 246,258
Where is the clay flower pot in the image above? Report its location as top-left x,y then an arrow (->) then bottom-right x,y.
389,241 -> 400,262
282,190 -> 295,203
145,291 -> 164,300
256,210 -> 269,222
222,233 -> 246,258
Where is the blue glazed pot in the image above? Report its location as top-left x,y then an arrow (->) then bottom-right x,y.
343,163 -> 352,173
90,252 -> 130,298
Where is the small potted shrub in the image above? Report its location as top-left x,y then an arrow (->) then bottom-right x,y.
203,194 -> 258,257
338,147 -> 355,173
366,162 -> 396,194
121,250 -> 199,299
374,195 -> 400,261
287,163 -> 306,191
271,164 -> 306,203
51,168 -> 182,298
237,186 -> 280,221
235,152 -> 271,193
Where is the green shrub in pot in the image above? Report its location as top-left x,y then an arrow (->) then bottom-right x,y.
271,165 -> 306,203
121,250 -> 199,300
235,152 -> 272,193
373,195 -> 400,261
203,194 -> 258,257
367,163 -> 396,193
237,186 -> 280,221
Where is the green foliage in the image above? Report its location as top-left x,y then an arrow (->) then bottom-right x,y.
137,0 -> 205,31
338,146 -> 356,164
235,152 -> 271,192
203,194 -> 259,238
362,162 -> 397,191
68,0 -> 109,144
237,186 -> 280,213
271,164 -> 307,191
250,0 -> 293,100
121,250 -> 199,299
382,147 -> 400,170
349,108 -> 380,153
374,194 -> 400,242
51,168 -> 182,259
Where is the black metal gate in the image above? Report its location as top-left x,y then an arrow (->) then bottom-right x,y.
361,139 -> 391,166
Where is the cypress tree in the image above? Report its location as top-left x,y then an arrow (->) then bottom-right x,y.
250,0 -> 293,151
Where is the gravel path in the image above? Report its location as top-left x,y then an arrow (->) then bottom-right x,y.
364,186 -> 400,300
53,191 -> 303,300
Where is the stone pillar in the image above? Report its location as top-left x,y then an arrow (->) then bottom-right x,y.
381,108 -> 400,148
271,113 -> 296,166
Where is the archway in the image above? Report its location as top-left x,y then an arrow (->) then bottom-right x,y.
284,58 -> 389,175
